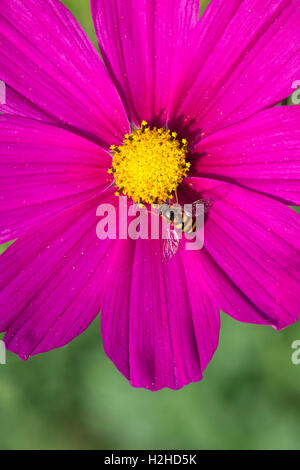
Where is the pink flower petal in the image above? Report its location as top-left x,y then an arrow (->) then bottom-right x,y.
0,85 -> 54,122
1,193 -> 220,389
0,0 -> 129,148
91,0 -> 199,127
192,106 -> 300,206
0,115 -> 112,242
169,0 -> 300,143
101,238 -> 220,391
0,191 -> 117,358
183,177 -> 300,329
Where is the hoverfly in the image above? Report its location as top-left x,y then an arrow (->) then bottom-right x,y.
157,198 -> 212,261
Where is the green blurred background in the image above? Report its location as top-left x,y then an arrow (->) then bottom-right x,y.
1,0 -> 300,450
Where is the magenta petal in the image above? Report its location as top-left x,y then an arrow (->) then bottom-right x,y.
100,238 -> 220,391
0,193 -> 116,358
0,115 -> 112,242
183,178 -> 300,329
192,106 -> 300,206
169,0 -> 300,142
0,86 -> 54,122
91,0 -> 199,126
0,0 -> 129,147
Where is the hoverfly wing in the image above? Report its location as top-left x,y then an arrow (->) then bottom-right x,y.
184,198 -> 213,217
194,198 -> 213,215
163,225 -> 180,261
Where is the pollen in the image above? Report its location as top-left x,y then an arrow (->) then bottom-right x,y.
109,121 -> 190,204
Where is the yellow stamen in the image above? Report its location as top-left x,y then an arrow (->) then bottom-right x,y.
109,121 -> 190,204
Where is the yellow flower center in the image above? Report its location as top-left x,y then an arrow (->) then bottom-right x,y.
108,121 -> 190,204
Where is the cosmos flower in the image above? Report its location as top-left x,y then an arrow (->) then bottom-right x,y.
0,0 -> 300,391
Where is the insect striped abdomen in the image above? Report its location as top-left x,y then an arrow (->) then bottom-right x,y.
181,212 -> 197,233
